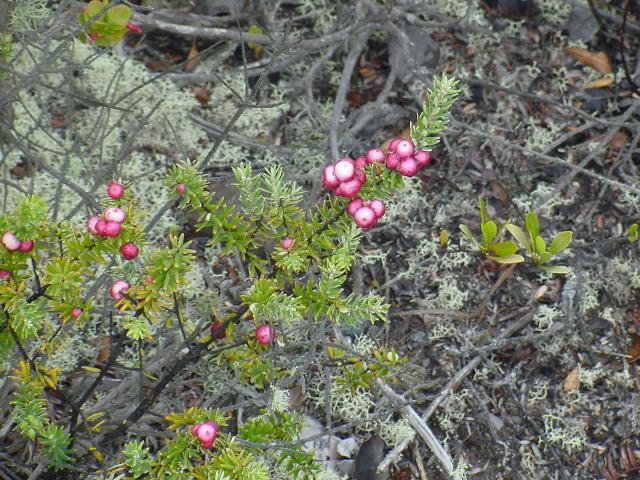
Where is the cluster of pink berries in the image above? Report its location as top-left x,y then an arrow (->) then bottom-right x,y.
1,232 -> 34,253
321,138 -> 431,229
86,182 -> 139,261
191,421 -> 218,449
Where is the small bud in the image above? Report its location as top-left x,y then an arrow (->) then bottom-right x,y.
107,181 -> 124,199
175,183 -> 186,195
0,270 -> 11,281
70,307 -> 83,319
143,275 -> 155,284
256,324 -> 276,345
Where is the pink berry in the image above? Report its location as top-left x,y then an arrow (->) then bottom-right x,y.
354,156 -> 368,169
0,270 -> 11,281
95,219 -> 108,236
109,280 -> 130,300
103,221 -> 121,238
175,183 -> 186,194
210,321 -> 227,339
414,150 -> 431,167
70,307 -> 83,319
256,324 -> 276,345
104,207 -> 126,224
369,199 -> 385,218
126,21 -> 142,34
354,168 -> 366,184
398,157 -> 419,177
322,165 -> 340,189
281,238 -> 295,250
143,275 -> 155,284
88,33 -> 98,42
87,215 -> 100,235
395,140 -> 414,158
385,153 -> 400,170
388,137 -> 403,152
347,199 -> 364,216
334,158 -> 356,182
353,206 -> 377,229
192,421 -> 218,449
366,148 -> 385,164
107,181 -> 124,199
336,178 -> 362,198
120,242 -> 139,260
19,240 -> 34,252
1,232 -> 21,252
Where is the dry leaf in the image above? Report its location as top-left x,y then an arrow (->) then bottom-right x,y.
185,42 -> 199,72
97,337 -> 111,364
563,365 -> 581,392
628,335 -> 640,364
193,87 -> 210,105
533,285 -> 548,300
462,102 -> 477,115
584,76 -> 614,89
565,47 -> 613,73
607,131 -> 628,150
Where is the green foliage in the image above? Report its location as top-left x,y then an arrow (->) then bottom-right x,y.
122,440 -> 152,477
43,258 -> 85,297
459,197 -> 524,264
410,74 -> 460,150
78,0 -> 132,47
627,223 -> 638,243
41,424 -> 73,468
146,234 -> 196,292
506,211 -> 572,274
9,298 -> 46,340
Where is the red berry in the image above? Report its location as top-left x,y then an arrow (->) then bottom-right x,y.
336,178 -> 362,198
395,140 -> 414,158
334,158 -> 356,182
347,199 -> 364,216
388,137 -> 403,152
256,324 -> 276,345
281,238 -> 295,250
385,153 -> 400,170
192,421 -> 218,449
369,199 -> 385,218
107,181 -> 124,199
0,270 -> 11,281
353,206 -> 376,229
126,21 -> 142,34
120,242 -> 139,260
70,307 -> 83,319
322,165 -> 340,189
366,148 -> 385,164
354,156 -> 368,169
175,183 -> 186,194
210,321 -> 227,339
104,207 -> 125,223
354,168 -> 366,184
95,219 -> 108,236
414,150 -> 431,167
87,215 -> 100,235
1,232 -> 20,252
103,221 -> 121,238
398,157 -> 419,177
19,240 -> 34,252
88,33 -> 98,42
109,280 -> 130,300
